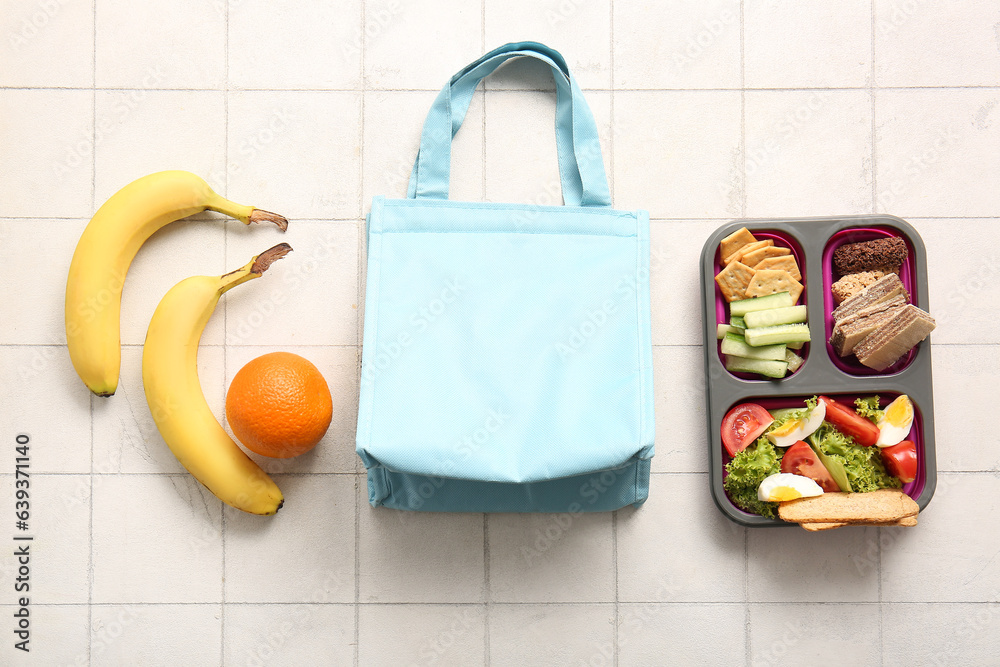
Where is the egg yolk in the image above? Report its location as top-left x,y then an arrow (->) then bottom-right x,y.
884,397 -> 913,427
769,487 -> 803,502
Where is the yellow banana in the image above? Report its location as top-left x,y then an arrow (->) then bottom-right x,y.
66,170 -> 288,396
141,244 -> 291,515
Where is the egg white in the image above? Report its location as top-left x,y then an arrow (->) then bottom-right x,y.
767,401 -> 826,448
757,473 -> 824,502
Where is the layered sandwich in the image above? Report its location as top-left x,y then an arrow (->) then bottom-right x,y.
829,259 -> 935,370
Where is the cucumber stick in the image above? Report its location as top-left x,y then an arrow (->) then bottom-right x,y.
729,291 -> 794,317
743,305 -> 807,329
785,348 -> 804,373
729,316 -> 746,331
744,323 -> 811,347
717,323 -> 736,339
724,355 -> 788,378
720,333 -> 786,361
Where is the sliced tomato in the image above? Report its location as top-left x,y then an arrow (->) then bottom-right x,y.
721,403 -> 773,458
819,395 -> 880,447
780,440 -> 840,492
882,440 -> 918,483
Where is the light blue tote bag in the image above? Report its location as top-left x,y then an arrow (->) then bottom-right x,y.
356,42 -> 654,512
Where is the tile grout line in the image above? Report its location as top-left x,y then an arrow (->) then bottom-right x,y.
7,84 -> 1000,92
88,1 -> 97,662
740,5 -> 750,665
871,0 -> 879,217
481,6 -> 491,667
355,2 -> 366,664
869,4 -> 886,666
609,3 -> 618,665
221,1 -> 231,664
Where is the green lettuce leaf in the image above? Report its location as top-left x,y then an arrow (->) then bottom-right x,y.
765,395 -> 820,434
854,396 -> 884,424
808,423 -> 900,493
723,437 -> 784,518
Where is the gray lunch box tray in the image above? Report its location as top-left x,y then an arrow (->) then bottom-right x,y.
700,215 -> 936,527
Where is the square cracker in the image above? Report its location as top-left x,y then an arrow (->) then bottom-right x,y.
714,261 -> 755,302
742,246 -> 792,268
724,239 -> 774,266
753,255 -> 801,280
745,269 -> 803,303
719,227 -> 757,262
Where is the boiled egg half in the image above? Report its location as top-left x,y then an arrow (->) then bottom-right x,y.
876,394 -> 914,447
757,473 -> 825,502
766,401 -> 826,448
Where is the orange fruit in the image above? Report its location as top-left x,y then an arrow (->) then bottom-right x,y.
226,352 -> 332,458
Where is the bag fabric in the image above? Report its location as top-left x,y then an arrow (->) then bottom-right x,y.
356,42 -> 655,512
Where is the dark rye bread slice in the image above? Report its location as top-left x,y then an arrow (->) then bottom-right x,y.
854,304 -> 936,371
833,237 -> 908,276
831,272 -> 909,323
778,489 -> 919,523
829,295 -> 907,357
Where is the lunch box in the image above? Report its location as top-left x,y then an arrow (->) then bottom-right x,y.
699,215 -> 937,527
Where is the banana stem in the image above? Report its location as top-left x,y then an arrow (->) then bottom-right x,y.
218,243 -> 293,295
203,192 -> 288,231
248,209 -> 289,231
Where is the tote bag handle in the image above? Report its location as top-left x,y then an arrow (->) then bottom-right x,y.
407,41 -> 612,207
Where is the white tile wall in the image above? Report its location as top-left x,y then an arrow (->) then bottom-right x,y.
744,0 -> 872,88
2,0 -> 997,663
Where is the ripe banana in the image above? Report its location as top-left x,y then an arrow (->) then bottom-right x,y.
66,170 -> 288,397
142,243 -> 291,515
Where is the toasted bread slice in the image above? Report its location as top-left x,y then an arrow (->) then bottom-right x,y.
800,522 -> 847,532
799,515 -> 917,531
779,489 -> 918,524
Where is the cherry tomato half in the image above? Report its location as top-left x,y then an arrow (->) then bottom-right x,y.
882,440 -> 918,483
780,440 -> 840,492
819,396 -> 880,447
721,403 -> 773,458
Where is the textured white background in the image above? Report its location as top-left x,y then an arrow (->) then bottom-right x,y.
2,0 -> 1000,665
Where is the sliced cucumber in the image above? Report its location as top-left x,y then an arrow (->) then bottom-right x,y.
724,355 -> 788,379
808,433 -> 852,492
729,291 -> 794,317
729,316 -> 746,331
743,305 -> 808,329
744,323 -> 811,347
717,323 -> 737,339
785,348 -> 804,373
786,340 -> 805,350
720,333 -> 787,361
